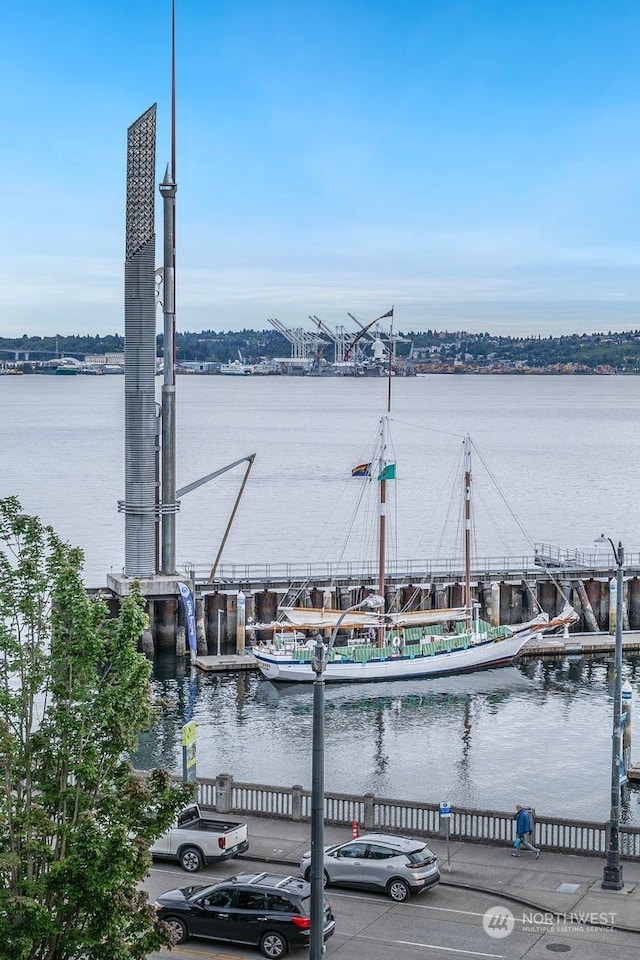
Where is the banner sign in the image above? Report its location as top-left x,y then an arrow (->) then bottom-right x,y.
181,720 -> 197,782
178,581 -> 197,655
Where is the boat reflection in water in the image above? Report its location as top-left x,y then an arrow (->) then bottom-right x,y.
254,665 -> 532,709
255,666 -> 534,792
133,655 -> 640,824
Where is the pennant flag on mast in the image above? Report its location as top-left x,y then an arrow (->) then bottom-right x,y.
351,462 -> 372,477
376,307 -> 394,321
377,463 -> 396,481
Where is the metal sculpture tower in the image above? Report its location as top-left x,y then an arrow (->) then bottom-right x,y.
121,104 -> 158,577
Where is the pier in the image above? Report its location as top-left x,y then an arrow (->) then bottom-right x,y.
103,555 -> 640,657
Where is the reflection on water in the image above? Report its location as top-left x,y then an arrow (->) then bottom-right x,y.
133,655 -> 640,825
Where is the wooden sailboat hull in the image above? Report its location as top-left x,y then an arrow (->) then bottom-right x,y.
253,631 -> 530,683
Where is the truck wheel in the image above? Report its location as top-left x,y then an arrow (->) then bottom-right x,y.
179,846 -> 204,872
304,867 -> 329,886
387,877 -> 410,902
164,917 -> 188,944
260,931 -> 288,959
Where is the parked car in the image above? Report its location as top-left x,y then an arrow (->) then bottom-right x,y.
154,871 -> 336,959
150,804 -> 249,872
299,833 -> 440,902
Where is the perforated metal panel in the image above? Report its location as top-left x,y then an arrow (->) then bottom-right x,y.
121,105 -> 158,577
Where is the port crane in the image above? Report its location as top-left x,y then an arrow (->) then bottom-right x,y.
267,317 -> 325,360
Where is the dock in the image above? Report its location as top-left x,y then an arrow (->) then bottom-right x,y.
195,653 -> 257,673
521,631 -> 640,657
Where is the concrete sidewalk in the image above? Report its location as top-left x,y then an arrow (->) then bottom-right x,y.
237,814 -> 640,934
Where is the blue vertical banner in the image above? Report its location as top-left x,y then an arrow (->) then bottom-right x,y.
178,581 -> 197,661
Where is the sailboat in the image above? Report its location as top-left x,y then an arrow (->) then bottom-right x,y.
252,315 -> 578,684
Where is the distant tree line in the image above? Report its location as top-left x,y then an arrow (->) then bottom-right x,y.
2,327 -> 640,371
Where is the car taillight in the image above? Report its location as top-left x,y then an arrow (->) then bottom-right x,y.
218,837 -> 226,850
291,916 -> 311,930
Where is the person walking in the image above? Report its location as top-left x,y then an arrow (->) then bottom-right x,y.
512,804 -> 540,858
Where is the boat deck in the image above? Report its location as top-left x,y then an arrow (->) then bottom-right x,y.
278,623 -> 513,663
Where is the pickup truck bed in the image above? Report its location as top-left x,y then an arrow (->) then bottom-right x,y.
178,818 -> 244,832
151,804 -> 249,872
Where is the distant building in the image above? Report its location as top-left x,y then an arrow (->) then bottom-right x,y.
85,353 -> 125,366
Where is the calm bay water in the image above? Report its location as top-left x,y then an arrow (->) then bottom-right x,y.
1,373 -> 638,582
134,654 -> 640,824
2,373 -> 639,822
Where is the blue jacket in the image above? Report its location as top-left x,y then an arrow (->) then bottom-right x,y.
516,808 -> 532,835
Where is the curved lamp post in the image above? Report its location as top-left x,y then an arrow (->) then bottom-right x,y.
309,593 -> 385,960
598,534 -> 625,891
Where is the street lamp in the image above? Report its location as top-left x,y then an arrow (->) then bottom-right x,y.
309,593 -> 385,960
598,534 -> 625,891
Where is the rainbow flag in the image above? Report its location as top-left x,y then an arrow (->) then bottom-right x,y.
351,462 -> 372,478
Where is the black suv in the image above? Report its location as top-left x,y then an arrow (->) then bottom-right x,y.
154,871 -> 336,959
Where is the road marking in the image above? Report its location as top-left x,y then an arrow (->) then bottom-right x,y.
332,890 -> 522,925
157,933 -> 504,960
157,949 -> 247,959
357,934 -> 505,958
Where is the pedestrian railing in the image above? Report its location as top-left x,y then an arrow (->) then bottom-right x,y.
191,555 -> 545,586
193,773 -> 640,861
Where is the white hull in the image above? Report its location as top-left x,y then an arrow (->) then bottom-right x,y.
253,632 -> 530,683
220,361 -> 254,375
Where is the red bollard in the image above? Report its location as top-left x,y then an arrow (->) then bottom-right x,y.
351,820 -> 359,839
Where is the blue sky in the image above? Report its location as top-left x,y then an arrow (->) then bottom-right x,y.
1,0 -> 640,337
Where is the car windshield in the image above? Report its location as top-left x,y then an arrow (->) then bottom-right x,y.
188,884 -> 220,901
406,845 -> 434,865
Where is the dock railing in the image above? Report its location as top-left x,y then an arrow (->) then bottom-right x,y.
186,773 -> 640,861
189,550 -> 640,587
194,555 -> 540,586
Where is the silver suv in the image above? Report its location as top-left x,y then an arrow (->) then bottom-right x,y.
299,833 -> 439,902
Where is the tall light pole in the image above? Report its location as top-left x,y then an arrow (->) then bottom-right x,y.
309,594 -> 384,960
599,534 -> 625,891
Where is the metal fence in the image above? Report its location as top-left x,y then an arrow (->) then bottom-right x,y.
193,556 -> 541,587
188,552 -> 640,588
193,774 -> 640,860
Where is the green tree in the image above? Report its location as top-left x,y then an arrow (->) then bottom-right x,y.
0,497 -> 191,959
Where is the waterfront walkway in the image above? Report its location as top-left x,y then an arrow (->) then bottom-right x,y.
239,814 -> 640,933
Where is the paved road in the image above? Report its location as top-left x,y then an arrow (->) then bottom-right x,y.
146,856 -> 640,960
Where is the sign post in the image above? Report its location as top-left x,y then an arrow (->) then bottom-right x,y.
440,801 -> 452,871
181,720 -> 197,783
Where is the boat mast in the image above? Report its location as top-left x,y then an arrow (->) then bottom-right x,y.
377,308 -> 394,647
464,435 -> 472,630
377,413 -> 388,646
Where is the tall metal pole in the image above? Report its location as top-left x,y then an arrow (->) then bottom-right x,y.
160,0 -> 178,574
602,538 -> 624,890
310,595 -> 384,960
310,638 -> 327,960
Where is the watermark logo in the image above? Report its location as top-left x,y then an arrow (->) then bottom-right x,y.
482,905 -> 515,939
522,911 -> 615,934
482,907 -> 616,939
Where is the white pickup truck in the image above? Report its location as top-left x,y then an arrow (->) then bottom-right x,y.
150,804 -> 249,872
